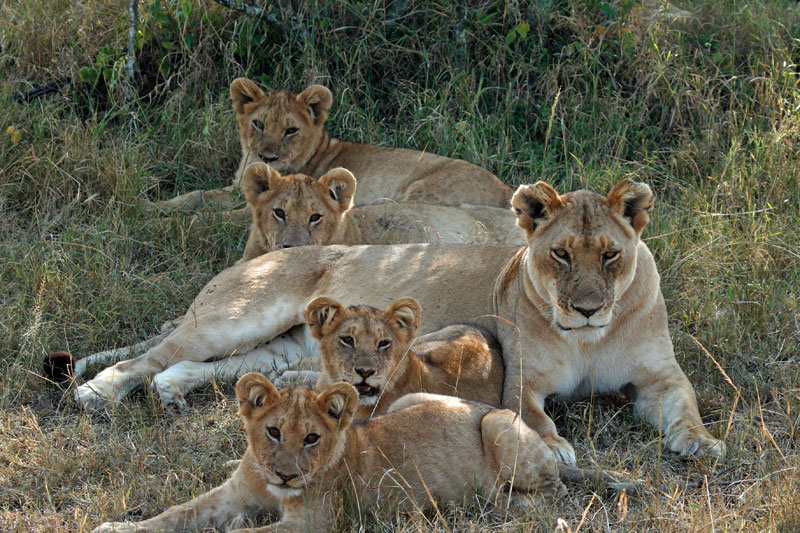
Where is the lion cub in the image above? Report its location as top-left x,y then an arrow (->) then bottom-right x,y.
93,374 -> 563,533
304,296 -> 503,418
241,162 -> 524,260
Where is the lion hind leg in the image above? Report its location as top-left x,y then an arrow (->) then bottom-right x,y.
73,329 -> 173,378
480,409 -> 566,499
149,186 -> 239,213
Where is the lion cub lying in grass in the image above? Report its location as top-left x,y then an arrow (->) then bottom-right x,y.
302,295 -> 504,418
240,162 -> 523,260
93,374 -> 564,533
154,78 -> 513,216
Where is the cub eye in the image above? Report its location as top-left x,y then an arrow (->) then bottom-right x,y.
267,427 -> 281,441
551,248 -> 570,262
309,213 -> 322,223
603,250 -> 620,263
273,208 -> 286,221
339,336 -> 354,348
304,433 -> 319,445
285,127 -> 299,137
252,119 -> 265,132
377,339 -> 391,350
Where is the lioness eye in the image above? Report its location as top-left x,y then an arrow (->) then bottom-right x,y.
340,336 -> 354,347
309,213 -> 322,223
603,250 -> 620,262
273,208 -> 286,221
267,427 -> 281,440
285,127 -> 299,137
252,119 -> 265,132
551,248 -> 570,262
304,433 -> 319,445
377,339 -> 391,350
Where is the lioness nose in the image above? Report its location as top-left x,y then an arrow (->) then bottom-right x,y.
355,368 -> 375,379
276,470 -> 298,482
259,153 -> 279,163
573,305 -> 601,318
282,244 -> 294,249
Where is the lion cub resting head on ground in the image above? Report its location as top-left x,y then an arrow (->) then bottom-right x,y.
240,162 -> 523,260
304,295 -> 504,419
93,374 -> 564,533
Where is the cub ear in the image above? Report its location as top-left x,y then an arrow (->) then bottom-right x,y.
242,163 -> 282,206
318,168 -> 356,213
510,182 -> 564,237
236,372 -> 279,419
384,297 -> 421,339
317,382 -> 358,426
296,85 -> 333,126
231,78 -> 267,116
305,297 -> 346,340
607,179 -> 654,237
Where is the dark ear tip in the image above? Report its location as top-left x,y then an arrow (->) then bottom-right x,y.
43,351 -> 75,383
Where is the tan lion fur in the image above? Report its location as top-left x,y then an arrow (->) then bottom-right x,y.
304,296 -> 503,419
76,180 -> 725,465
240,162 -> 523,261
92,374 -> 563,532
153,78 -> 513,215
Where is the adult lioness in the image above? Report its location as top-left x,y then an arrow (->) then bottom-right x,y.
75,180 -> 725,464
241,162 -> 523,260
305,296 -> 503,418
92,374 -> 564,532
154,78 -> 513,214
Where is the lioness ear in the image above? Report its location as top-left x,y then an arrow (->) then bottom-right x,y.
305,297 -> 345,340
231,78 -> 267,115
242,163 -> 282,206
607,179 -> 654,237
317,382 -> 358,426
510,182 -> 564,237
236,372 -> 279,419
297,85 -> 332,126
318,168 -> 356,213
384,298 -> 421,339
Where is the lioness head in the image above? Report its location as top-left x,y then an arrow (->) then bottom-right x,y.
236,373 -> 358,498
305,297 -> 422,406
231,78 -> 332,175
242,162 -> 356,250
512,179 -> 655,341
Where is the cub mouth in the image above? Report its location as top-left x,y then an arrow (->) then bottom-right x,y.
354,382 -> 379,397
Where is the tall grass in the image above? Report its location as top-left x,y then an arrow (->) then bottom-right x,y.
1,0 -> 798,530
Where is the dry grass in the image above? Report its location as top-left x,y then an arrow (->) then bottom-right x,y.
1,0 -> 798,531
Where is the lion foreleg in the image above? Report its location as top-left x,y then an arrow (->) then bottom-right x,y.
150,186 -> 239,213
93,477 -> 257,532
630,363 -> 725,459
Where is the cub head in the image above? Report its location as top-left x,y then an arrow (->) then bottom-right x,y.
305,296 -> 422,407
231,78 -> 332,175
236,373 -> 358,498
242,162 -> 356,251
511,179 -> 655,342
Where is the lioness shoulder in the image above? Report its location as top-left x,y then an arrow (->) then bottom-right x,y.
304,296 -> 503,418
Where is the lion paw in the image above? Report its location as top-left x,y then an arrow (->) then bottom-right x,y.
543,434 -> 577,465
92,522 -> 146,533
75,383 -> 112,412
666,419 -> 726,459
151,377 -> 188,410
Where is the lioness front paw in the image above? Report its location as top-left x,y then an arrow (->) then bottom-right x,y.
542,434 -> 577,465
666,419 -> 726,459
151,376 -> 187,410
75,383 -> 112,412
92,522 -> 147,533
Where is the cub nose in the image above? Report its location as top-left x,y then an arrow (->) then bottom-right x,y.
259,153 -> 279,163
355,368 -> 375,379
276,470 -> 298,482
572,304 -> 602,318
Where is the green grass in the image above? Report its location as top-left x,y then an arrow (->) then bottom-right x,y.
1,0 -> 799,530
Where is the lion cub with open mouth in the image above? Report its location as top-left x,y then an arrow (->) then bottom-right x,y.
93,374 -> 564,533
304,295 -> 504,419
240,162 -> 524,261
